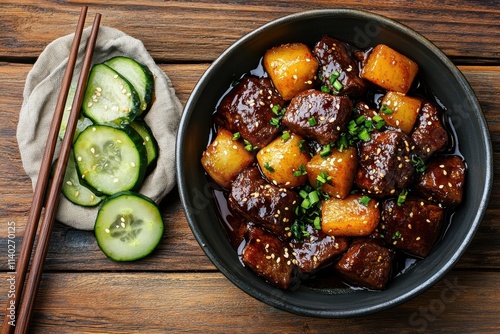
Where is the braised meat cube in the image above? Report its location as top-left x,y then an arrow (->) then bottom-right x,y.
241,225 -> 298,290
228,167 -> 299,238
380,197 -> 445,257
416,155 -> 466,206
335,239 -> 394,290
282,89 -> 352,145
313,36 -> 367,98
411,102 -> 449,159
356,130 -> 415,197
214,76 -> 285,149
291,224 -> 349,273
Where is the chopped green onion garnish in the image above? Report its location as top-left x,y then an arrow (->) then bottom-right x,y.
232,132 -> 241,141
298,139 -> 306,152
333,80 -> 343,91
308,116 -> 317,126
299,189 -> 309,199
281,131 -> 291,141
330,71 -> 340,82
243,139 -> 257,151
316,171 -> 332,188
412,154 -> 426,173
397,189 -> 408,206
313,216 -> 321,230
308,191 -> 320,206
359,195 -> 371,206
358,128 -> 371,141
263,162 -> 275,173
320,85 -> 331,93
319,143 -> 332,157
272,104 -> 282,115
392,230 -> 402,240
293,164 -> 307,177
301,198 -> 311,209
381,103 -> 394,115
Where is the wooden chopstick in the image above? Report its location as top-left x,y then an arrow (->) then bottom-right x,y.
1,7 -> 100,334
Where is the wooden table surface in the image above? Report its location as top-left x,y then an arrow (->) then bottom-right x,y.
0,1 -> 499,333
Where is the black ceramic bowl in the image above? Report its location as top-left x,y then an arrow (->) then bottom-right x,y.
176,9 -> 493,317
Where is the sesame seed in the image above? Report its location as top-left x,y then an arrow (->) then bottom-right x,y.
416,237 -> 421,241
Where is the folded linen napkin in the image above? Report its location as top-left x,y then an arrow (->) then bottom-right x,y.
17,26 -> 182,230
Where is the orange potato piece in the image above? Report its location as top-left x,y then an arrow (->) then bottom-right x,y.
361,44 -> 418,94
321,194 -> 380,237
380,91 -> 422,134
201,128 -> 254,189
257,132 -> 310,189
263,43 -> 319,100
306,146 -> 358,199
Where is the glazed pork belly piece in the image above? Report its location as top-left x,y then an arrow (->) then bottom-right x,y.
291,224 -> 349,274
380,197 -> 445,257
241,225 -> 298,290
356,130 -> 415,197
411,102 -> 449,159
228,167 -> 299,239
214,76 -> 285,149
282,89 -> 352,145
335,238 -> 394,290
416,155 -> 466,207
313,36 -> 367,98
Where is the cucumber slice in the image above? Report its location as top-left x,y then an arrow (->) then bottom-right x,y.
129,119 -> 159,171
82,64 -> 141,126
58,85 -> 93,142
73,125 -> 147,195
94,191 -> 164,261
54,151 -> 103,206
104,56 -> 154,116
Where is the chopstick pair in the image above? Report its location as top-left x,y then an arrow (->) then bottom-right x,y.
1,7 -> 101,334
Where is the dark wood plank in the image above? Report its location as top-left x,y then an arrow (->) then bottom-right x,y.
0,1 -> 498,63
0,270 -> 499,332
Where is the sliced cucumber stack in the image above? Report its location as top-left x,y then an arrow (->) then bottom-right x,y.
73,125 -> 147,195
82,64 -> 141,126
104,56 -> 155,116
94,191 -> 164,261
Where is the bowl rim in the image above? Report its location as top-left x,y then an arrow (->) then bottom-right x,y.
176,8 -> 494,318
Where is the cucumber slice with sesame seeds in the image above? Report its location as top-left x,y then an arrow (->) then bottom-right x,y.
129,119 -> 159,172
94,191 -> 164,261
82,63 -> 141,126
73,124 -> 147,196
53,150 -> 103,207
104,56 -> 155,117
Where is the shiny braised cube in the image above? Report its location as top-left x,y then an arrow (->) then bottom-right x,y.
228,167 -> 299,238
321,194 -> 380,237
361,44 -> 419,94
380,197 -> 445,257
306,146 -> 358,199
416,155 -> 466,207
291,224 -> 349,273
214,76 -> 285,149
356,130 -> 415,197
313,36 -> 367,98
282,89 -> 353,145
201,128 -> 254,189
257,132 -> 310,189
380,91 -> 422,134
411,102 -> 449,159
263,42 -> 319,100
241,225 -> 298,290
335,238 -> 394,290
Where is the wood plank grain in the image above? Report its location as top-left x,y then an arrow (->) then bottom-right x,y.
0,1 -> 498,63
0,270 -> 499,333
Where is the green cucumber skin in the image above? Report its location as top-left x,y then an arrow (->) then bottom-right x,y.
82,64 -> 141,126
129,119 -> 159,172
104,56 -> 155,116
74,125 -> 148,196
94,191 -> 164,262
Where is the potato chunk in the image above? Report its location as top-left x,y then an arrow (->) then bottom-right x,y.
306,146 -> 358,199
201,128 -> 254,188
361,44 -> 418,94
321,194 -> 380,237
257,132 -> 310,189
263,43 -> 319,100
380,91 -> 422,134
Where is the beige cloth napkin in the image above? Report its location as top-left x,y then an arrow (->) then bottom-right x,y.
17,26 -> 182,230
